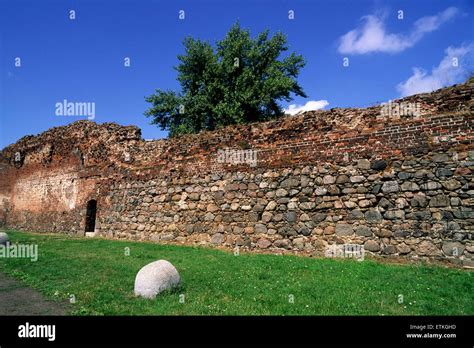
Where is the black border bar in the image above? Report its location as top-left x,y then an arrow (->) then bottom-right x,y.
0,315 -> 472,346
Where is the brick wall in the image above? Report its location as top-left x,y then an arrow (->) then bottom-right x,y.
0,78 -> 473,266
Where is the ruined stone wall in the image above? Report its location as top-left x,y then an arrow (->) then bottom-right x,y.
0,122 -> 141,232
99,150 -> 474,267
0,79 -> 473,266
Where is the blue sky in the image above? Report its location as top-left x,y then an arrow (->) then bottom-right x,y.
0,0 -> 473,148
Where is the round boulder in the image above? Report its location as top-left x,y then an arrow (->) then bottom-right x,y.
134,260 -> 180,299
0,232 -> 9,245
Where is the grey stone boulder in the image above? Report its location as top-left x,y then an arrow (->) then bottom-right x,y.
0,232 -> 9,245
210,233 -> 224,245
381,181 -> 399,193
134,260 -> 180,299
355,225 -> 372,237
357,159 -> 371,170
370,160 -> 387,171
432,154 -> 449,162
364,240 -> 380,252
429,195 -> 450,207
335,223 -> 354,236
365,209 -> 383,223
442,242 -> 465,256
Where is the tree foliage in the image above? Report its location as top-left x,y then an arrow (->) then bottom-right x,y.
145,22 -> 306,137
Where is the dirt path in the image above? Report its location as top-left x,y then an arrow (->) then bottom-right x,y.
0,272 -> 68,315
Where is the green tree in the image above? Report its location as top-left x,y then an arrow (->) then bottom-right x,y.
145,22 -> 306,137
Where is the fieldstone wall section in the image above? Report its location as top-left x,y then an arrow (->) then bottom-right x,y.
1,79 -> 473,267
100,151 -> 474,267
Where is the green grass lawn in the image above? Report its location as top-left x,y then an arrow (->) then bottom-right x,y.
0,230 -> 472,315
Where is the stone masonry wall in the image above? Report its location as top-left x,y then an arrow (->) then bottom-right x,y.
99,150 -> 474,267
0,78 -> 473,267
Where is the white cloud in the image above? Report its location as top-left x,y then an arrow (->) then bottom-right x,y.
338,7 -> 459,55
284,100 -> 329,115
397,44 -> 473,97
